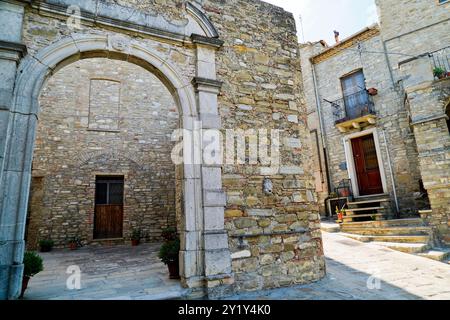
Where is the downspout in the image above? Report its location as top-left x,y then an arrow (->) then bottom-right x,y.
311,63 -> 332,193
381,128 -> 400,215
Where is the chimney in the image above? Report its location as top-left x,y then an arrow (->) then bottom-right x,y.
334,30 -> 340,43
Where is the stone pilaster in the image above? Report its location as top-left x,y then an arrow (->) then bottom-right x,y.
191,34 -> 234,297
0,0 -> 28,300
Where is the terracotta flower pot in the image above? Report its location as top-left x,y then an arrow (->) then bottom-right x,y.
131,239 -> 140,247
337,213 -> 344,221
339,189 -> 351,197
20,276 -> 30,299
69,243 -> 78,251
167,261 -> 180,279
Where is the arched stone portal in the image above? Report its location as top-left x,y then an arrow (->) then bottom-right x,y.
0,16 -> 231,300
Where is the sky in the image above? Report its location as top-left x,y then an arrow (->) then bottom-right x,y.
263,0 -> 379,44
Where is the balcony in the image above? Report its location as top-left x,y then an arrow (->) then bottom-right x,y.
328,90 -> 376,133
430,47 -> 450,80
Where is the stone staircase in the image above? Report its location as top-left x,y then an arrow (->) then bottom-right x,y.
339,195 -> 392,223
338,218 -> 450,263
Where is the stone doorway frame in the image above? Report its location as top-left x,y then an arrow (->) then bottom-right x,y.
0,19 -> 232,300
342,128 -> 389,197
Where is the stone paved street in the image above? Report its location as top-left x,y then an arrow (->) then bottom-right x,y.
24,244 -> 187,300
227,232 -> 450,300
24,232 -> 450,300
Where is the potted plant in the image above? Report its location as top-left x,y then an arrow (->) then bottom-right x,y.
20,251 -> 44,299
336,206 -> 346,223
131,229 -> 141,246
68,237 -> 82,251
433,67 -> 446,79
161,227 -> 177,242
38,239 -> 54,253
338,188 -> 351,198
158,238 -> 180,279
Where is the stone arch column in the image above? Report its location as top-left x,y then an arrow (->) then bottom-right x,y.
0,33 -> 231,298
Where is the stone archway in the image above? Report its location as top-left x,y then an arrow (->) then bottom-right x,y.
0,32 -> 231,300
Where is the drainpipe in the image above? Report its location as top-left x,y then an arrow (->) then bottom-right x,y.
381,129 -> 400,215
311,63 -> 332,193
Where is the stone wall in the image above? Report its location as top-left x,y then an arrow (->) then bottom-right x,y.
27,58 -> 179,248
206,0 -> 326,291
300,28 -> 424,216
400,56 -> 450,246
376,0 -> 450,70
375,0 -> 450,245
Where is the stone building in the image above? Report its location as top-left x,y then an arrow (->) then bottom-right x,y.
0,0 -> 325,299
300,0 -> 449,248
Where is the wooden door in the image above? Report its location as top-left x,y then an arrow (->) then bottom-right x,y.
94,176 -> 124,239
351,134 -> 383,196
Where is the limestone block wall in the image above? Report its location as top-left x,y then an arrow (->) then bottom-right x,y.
376,0 -> 450,77
300,31 -> 424,215
205,0 -> 325,291
27,58 -> 179,248
401,56 -> 450,245
16,0 -> 325,293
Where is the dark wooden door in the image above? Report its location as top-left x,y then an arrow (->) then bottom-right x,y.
351,134 -> 383,196
94,177 -> 124,239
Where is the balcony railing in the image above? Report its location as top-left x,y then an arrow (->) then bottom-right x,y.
430,47 -> 450,79
329,90 -> 375,124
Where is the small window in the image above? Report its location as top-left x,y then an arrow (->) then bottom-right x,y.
95,176 -> 124,205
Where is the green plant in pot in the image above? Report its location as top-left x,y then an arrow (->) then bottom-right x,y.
20,251 -> 44,299
38,239 -> 54,252
433,67 -> 446,79
161,227 -> 177,241
158,238 -> 180,279
131,229 -> 142,246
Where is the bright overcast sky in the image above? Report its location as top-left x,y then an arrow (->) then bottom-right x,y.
263,0 -> 379,44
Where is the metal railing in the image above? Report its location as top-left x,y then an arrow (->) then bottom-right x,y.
430,47 -> 450,78
328,90 -> 376,124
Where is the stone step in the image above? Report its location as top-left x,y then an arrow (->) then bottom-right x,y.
347,198 -> 391,207
417,249 -> 450,262
341,233 -> 430,244
340,226 -> 432,236
341,218 -> 424,228
353,193 -> 390,201
369,242 -> 430,254
345,207 -> 384,213
342,213 -> 386,223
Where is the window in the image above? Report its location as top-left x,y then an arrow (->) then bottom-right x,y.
340,70 -> 370,119
95,176 -> 124,205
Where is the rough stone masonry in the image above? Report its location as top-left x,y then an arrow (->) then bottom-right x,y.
0,0 -> 325,299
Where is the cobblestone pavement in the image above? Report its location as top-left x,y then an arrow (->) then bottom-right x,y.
24,243 -> 187,300
226,232 -> 450,300
25,233 -> 450,300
